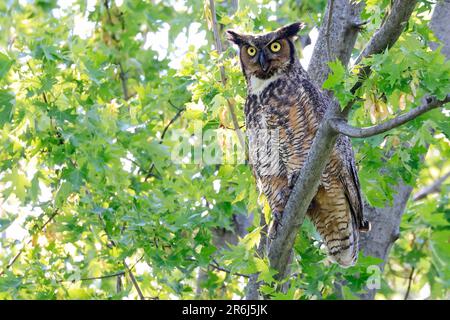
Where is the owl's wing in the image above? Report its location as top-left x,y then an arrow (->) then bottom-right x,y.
337,136 -> 369,232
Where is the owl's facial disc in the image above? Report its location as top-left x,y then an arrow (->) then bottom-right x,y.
226,22 -> 305,80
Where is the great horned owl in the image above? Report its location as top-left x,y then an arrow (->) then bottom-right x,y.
226,22 -> 369,267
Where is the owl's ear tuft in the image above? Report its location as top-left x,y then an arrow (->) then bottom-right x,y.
277,22 -> 305,39
226,30 -> 245,46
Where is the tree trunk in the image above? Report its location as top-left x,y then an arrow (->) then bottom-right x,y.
308,0 -> 365,86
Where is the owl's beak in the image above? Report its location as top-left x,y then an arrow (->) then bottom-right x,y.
258,51 -> 270,73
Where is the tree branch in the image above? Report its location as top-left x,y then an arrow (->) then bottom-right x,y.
208,0 -> 245,148
267,101 -> 341,283
124,260 -> 145,300
344,0 -> 418,114
413,171 -> 450,201
186,257 -> 250,278
325,0 -> 335,61
211,259 -> 250,278
58,271 -> 126,283
0,209 -> 59,277
354,0 -> 418,66
330,94 -> 450,138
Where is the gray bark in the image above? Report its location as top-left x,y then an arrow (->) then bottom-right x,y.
429,0 -> 450,58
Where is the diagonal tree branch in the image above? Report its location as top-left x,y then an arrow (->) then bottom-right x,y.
403,266 -> 415,300
124,259 -> 145,300
266,101 -> 341,282
354,0 -> 418,66
343,0 -> 418,114
330,94 -> 450,138
58,271 -> 126,283
413,171 -> 450,201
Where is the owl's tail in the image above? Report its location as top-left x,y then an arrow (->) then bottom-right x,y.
325,218 -> 359,268
309,188 -> 360,268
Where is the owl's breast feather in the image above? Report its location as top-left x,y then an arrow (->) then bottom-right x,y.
248,73 -> 282,96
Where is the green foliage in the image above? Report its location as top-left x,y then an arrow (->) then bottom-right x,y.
322,59 -> 356,107
0,0 -> 448,300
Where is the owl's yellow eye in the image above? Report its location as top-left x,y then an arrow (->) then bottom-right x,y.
270,41 -> 281,52
247,46 -> 257,56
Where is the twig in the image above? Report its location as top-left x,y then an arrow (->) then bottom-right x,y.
58,271 -> 126,283
168,99 -> 182,111
160,107 -> 186,142
330,94 -> 450,138
96,215 -> 145,299
124,260 -> 145,300
404,267 -> 415,300
116,274 -> 123,293
208,0 -> 245,148
211,259 -> 250,278
58,255 -> 144,284
103,0 -> 114,27
186,257 -> 250,278
144,106 -> 186,181
118,62 -> 129,101
413,171 -> 450,201
0,209 -> 59,276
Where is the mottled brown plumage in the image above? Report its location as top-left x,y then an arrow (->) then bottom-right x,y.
227,23 -> 369,267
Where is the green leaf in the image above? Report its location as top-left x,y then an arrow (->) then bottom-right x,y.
0,218 -> 13,232
0,53 -> 13,80
323,60 -> 346,89
2,168 -> 30,202
322,59 -> 355,107
255,257 -> 278,284
241,227 -> 261,250
0,90 -> 14,128
55,181 -> 73,207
